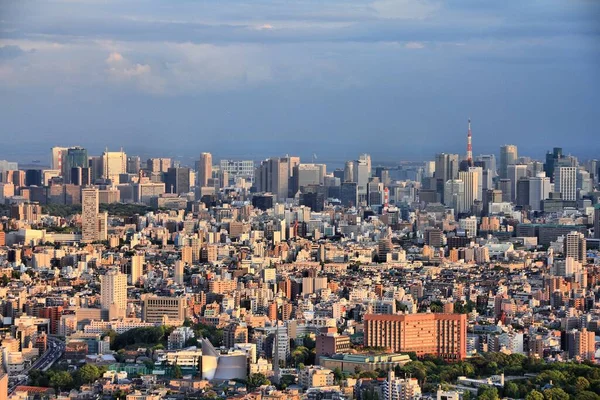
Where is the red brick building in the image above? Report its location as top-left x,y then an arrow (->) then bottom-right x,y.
363,313 -> 466,361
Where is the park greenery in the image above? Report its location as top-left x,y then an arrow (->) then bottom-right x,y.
29,364 -> 108,392
359,352 -> 600,399
41,203 -> 155,218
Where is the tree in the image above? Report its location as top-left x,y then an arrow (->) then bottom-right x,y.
525,390 -> 544,400
477,386 -> 499,400
172,364 -> 183,379
50,370 -> 74,391
78,363 -> 101,383
575,392 -> 600,400
503,382 -> 519,398
575,377 -> 591,393
543,388 -> 569,400
248,373 -> 270,389
333,367 -> 344,384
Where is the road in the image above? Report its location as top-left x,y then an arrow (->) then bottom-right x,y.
8,336 -> 65,394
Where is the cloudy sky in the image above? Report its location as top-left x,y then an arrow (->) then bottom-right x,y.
0,0 -> 599,166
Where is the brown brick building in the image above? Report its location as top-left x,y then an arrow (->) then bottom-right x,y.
363,313 -> 466,361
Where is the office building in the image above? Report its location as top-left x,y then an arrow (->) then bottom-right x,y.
595,204 -> 600,239
340,182 -> 358,207
147,158 -> 171,173
102,150 -> 127,184
51,146 -> 68,171
165,167 -> 191,194
363,313 -> 467,361
127,156 -> 141,174
292,164 -> 326,194
444,179 -> 465,213
527,172 -> 551,212
142,295 -> 186,324
507,164 -> 528,203
554,166 -> 577,201
100,270 -> 127,319
219,160 -> 254,183
545,147 -> 563,181
62,147 -> 88,183
499,145 -> 518,179
255,157 -> 291,200
198,152 -> 212,187
458,170 -> 479,212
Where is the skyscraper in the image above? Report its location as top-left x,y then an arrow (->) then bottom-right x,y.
51,146 -> 68,171
198,152 -> 213,187
102,149 -> 127,184
554,167 -> 577,201
459,169 -> 480,212
529,173 -> 551,211
127,156 -> 141,174
564,231 -> 586,262
165,167 -> 191,194
100,269 -> 127,319
499,145 -> 518,179
466,118 -> 473,165
594,204 -> 600,239
343,161 -> 354,183
507,164 -> 528,203
82,187 -> 99,243
444,179 -> 465,213
255,157 -> 291,201
62,146 -> 88,183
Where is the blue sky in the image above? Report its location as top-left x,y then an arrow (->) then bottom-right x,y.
0,0 -> 598,165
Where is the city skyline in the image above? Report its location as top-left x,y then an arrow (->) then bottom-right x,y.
1,0 -> 599,162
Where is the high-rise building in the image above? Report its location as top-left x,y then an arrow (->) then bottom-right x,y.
292,164 -> 326,194
340,182 -> 358,207
51,146 -> 68,171
363,313 -> 466,361
343,161 -> 354,183
131,254 -> 144,285
435,153 -> 459,202
507,164 -> 528,202
219,160 -> 254,183
255,157 -> 291,201
499,145 -> 518,179
100,270 -> 127,319
165,167 -> 191,194
444,179 -> 465,213
198,152 -> 213,187
567,328 -> 595,361
458,170 -> 479,212
498,179 -> 511,203
529,173 -> 551,211
127,156 -> 141,174
102,149 -> 127,184
564,231 -> 586,262
174,260 -> 184,285
595,204 -> 600,239
82,187 -> 99,243
545,147 -> 563,181
554,167 -> 577,201
62,147 -> 88,183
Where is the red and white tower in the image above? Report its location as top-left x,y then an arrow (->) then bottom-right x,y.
466,118 -> 473,164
